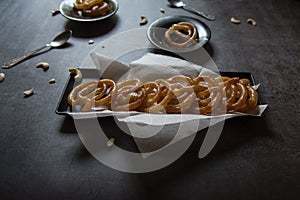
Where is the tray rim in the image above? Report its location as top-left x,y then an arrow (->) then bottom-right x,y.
55,68 -> 260,116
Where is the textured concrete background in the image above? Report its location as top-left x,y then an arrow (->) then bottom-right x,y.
0,0 -> 299,199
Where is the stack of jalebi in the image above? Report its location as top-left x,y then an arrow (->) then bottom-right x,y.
68,75 -> 259,114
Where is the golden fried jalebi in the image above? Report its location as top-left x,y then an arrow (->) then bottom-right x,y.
111,79 -> 146,111
146,80 -> 196,114
142,79 -> 175,113
74,0 -> 104,10
165,84 -> 196,114
164,22 -> 199,48
68,79 -> 115,112
67,75 -> 259,114
74,0 -> 110,17
137,82 -> 161,112
238,86 -> 258,112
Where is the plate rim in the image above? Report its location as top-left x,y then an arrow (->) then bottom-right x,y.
147,15 -> 212,52
59,0 -> 119,22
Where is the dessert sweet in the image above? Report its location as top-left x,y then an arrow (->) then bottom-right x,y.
74,0 -> 110,17
164,22 -> 199,48
67,75 -> 259,114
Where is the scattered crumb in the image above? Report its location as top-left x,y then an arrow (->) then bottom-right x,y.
51,9 -> 60,16
36,62 -> 49,71
160,8 -> 165,13
0,73 -> 5,83
24,88 -> 34,97
107,138 -> 115,147
49,79 -> 56,84
139,16 -> 148,25
230,17 -> 241,24
68,68 -> 82,82
88,40 -> 94,44
247,18 -> 257,26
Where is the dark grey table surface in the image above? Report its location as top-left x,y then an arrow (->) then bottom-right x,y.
0,0 -> 299,199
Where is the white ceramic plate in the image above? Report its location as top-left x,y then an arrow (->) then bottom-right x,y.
147,15 -> 211,52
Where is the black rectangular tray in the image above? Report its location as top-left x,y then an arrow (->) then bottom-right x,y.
55,69 -> 259,116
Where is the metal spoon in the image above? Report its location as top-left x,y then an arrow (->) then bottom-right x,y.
168,0 -> 215,21
2,30 -> 72,69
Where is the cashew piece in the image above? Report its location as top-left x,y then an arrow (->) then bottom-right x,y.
107,137 -> 115,147
139,16 -> 148,25
36,62 -> 49,71
0,73 -> 5,83
230,17 -> 241,24
24,88 -> 34,97
247,18 -> 257,26
51,9 -> 60,16
69,68 -> 82,82
49,79 -> 56,84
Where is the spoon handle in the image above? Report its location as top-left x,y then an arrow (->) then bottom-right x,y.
2,45 -> 48,69
183,5 -> 215,21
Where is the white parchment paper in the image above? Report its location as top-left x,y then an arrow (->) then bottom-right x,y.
71,52 -> 267,156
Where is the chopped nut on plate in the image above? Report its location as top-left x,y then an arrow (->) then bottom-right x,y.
88,40 -> 94,44
160,8 -> 165,13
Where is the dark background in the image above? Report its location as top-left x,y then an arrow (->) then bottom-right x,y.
0,0 -> 299,199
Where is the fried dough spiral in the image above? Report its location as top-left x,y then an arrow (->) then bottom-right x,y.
67,75 -> 259,114
111,79 -> 147,111
164,22 -> 199,48
68,79 -> 115,112
74,0 -> 110,17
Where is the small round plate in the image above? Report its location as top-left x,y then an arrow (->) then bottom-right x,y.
59,0 -> 119,22
147,15 -> 211,52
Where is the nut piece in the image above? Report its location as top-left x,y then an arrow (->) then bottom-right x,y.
88,40 -> 94,44
51,9 -> 60,16
230,17 -> 241,24
107,137 -> 115,147
247,18 -> 257,26
160,8 -> 165,13
68,68 -> 82,82
139,16 -> 148,25
49,79 -> 56,84
24,88 -> 34,97
0,73 -> 5,83
36,62 -> 49,71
